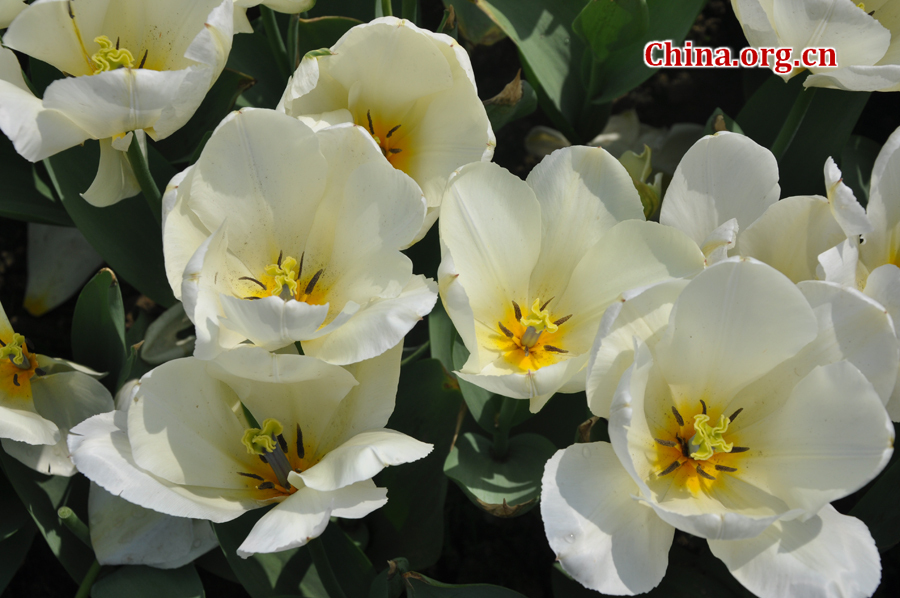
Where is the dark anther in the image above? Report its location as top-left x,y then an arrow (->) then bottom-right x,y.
277,434 -> 288,453
715,464 -> 737,472
386,124 -> 401,138
671,406 -> 684,426
388,148 -> 402,154
700,399 -> 707,415
729,408 -> 744,422
658,461 -> 681,476
257,481 -> 275,490
305,269 -> 324,295
696,465 -> 716,481
116,37 -> 120,50
654,438 -> 677,447
730,446 -> 750,453
498,322 -> 514,338
512,301 -> 522,321
540,297 -> 555,311
238,472 -> 264,481
277,250 -> 283,268
13,374 -> 19,387
553,314 -> 573,327
139,50 -> 148,69
367,110 -> 375,135
544,345 -> 568,353
239,276 -> 267,290
296,424 -> 304,459
298,252 -> 304,279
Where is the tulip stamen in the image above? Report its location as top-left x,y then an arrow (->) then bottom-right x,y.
658,461 -> 681,476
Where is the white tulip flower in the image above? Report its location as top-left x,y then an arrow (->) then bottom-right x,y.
732,0 -> 900,91
278,16 -> 495,242
661,131 -> 871,280
163,108 -> 437,364
547,258 -> 896,597
0,0 -> 236,207
438,147 -> 705,412
0,301 -> 113,476
68,343 -> 432,557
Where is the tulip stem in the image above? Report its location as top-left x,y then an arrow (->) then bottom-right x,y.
770,87 -> 818,161
74,560 -> 102,598
381,0 -> 393,17
401,341 -> 430,366
261,6 -> 291,79
491,396 -> 518,461
125,136 -> 161,225
308,536 -> 348,598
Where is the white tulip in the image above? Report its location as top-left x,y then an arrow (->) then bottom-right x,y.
0,0 -> 236,207
547,258 -> 895,597
438,147 -> 705,412
163,108 -> 437,364
278,16 -> 495,242
0,301 -> 113,476
732,0 -> 900,91
68,343 -> 432,557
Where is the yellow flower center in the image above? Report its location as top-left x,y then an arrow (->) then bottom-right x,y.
687,414 -> 733,460
90,36 -> 135,72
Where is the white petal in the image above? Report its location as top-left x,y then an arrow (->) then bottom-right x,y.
23,223 -> 103,316
541,443 -> 674,595
80,134 -> 141,207
709,506 -> 880,598
236,480 -> 387,557
824,157 -> 873,236
297,429 -> 432,491
660,133 -> 779,248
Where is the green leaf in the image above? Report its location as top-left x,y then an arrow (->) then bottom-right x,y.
840,135 -> 881,208
0,447 -> 94,583
483,73 -> 538,133
91,564 -> 205,598
0,521 -> 36,594
0,135 -> 72,226
851,450 -> 900,551
155,69 -> 255,163
443,431 -> 556,517
405,572 -> 527,597
366,358 -> 463,570
44,143 -> 176,306
71,269 -> 126,390
703,108 -> 744,136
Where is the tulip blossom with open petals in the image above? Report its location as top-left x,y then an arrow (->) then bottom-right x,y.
732,0 -> 900,91
0,300 -> 113,476
548,258 -> 896,597
278,16 -> 495,241
68,343 -> 432,557
0,0 -> 235,207
163,108 -> 437,364
438,146 -> 705,412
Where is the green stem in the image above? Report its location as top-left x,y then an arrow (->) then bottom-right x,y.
308,536 -> 348,598
401,341 -> 430,367
58,507 -> 91,548
125,135 -> 161,225
770,87 -> 818,160
380,0 -> 393,17
74,560 -> 102,598
261,6 -> 291,79
491,396 -> 518,460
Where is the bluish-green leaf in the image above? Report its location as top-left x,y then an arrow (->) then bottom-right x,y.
71,269 -> 126,390
91,564 -> 205,598
443,432 -> 556,517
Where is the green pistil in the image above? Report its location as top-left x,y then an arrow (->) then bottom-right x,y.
91,36 -> 135,72
0,333 -> 30,369
242,418 -> 284,455
688,414 -> 733,461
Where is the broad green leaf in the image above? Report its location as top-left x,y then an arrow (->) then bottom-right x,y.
851,450 -> 900,551
0,447 -> 94,583
91,564 -> 205,598
0,522 -> 36,594
840,135 -> 881,208
44,143 -> 176,307
367,358 -> 463,570
405,572 -> 527,597
483,73 -> 538,133
443,0 -> 506,46
154,69 -> 255,163
443,432 -> 556,517
71,269 -> 126,390
0,135 -> 72,226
